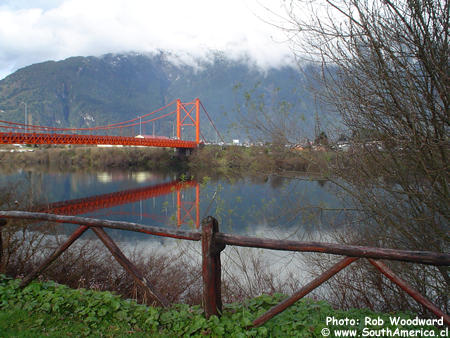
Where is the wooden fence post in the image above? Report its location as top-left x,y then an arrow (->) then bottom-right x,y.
202,216 -> 225,318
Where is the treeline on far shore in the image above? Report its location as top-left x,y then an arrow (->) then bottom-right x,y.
188,144 -> 332,175
0,145 -> 185,172
0,144 -> 333,175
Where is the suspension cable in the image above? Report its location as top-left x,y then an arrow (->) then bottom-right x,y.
0,100 -> 176,132
199,100 -> 224,143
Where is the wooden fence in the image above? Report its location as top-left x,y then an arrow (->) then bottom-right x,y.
0,211 -> 449,327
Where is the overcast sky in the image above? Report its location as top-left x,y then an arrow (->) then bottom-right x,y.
0,0 -> 296,79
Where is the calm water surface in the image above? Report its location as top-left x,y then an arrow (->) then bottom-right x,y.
0,168 -> 349,243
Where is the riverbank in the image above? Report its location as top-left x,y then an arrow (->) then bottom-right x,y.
0,145 -> 187,172
189,145 -> 332,176
0,144 -> 332,177
1,276 -> 434,337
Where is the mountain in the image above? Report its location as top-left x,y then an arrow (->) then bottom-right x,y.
0,52 -> 336,142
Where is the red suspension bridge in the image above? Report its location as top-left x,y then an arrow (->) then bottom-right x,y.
0,98 -> 222,149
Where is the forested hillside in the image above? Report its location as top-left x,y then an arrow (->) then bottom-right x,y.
0,52 -> 334,141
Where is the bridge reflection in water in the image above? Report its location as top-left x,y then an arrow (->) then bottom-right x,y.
36,180 -> 200,229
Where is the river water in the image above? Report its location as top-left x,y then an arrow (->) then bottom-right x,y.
0,166 -> 358,291
0,167 -> 349,242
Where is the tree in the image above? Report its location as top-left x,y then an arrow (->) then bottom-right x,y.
283,0 -> 448,247
314,131 -> 328,145
277,0 -> 449,314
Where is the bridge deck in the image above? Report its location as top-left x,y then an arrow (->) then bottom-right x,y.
0,132 -> 198,148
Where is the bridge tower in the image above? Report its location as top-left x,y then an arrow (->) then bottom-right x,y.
176,98 -> 200,145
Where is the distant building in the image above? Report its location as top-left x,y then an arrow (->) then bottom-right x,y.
292,139 -> 312,151
336,141 -> 350,152
232,139 -> 240,145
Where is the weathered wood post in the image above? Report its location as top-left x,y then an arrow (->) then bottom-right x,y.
202,216 -> 225,318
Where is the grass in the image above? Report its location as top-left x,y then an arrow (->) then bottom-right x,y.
0,309 -> 104,337
0,274 -> 441,337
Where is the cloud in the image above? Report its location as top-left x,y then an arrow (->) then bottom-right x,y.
0,0 -> 295,79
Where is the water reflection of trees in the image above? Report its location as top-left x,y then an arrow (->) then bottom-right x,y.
202,173 -> 348,241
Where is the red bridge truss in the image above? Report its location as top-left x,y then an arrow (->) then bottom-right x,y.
0,132 -> 198,148
0,98 -> 223,148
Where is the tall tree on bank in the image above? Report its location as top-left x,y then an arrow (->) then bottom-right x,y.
279,0 -> 448,314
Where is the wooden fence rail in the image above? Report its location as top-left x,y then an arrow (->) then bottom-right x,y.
0,211 -> 449,327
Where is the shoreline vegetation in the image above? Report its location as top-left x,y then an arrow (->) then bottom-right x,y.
0,145 -> 186,173
0,144 -> 332,177
2,275 -> 436,337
